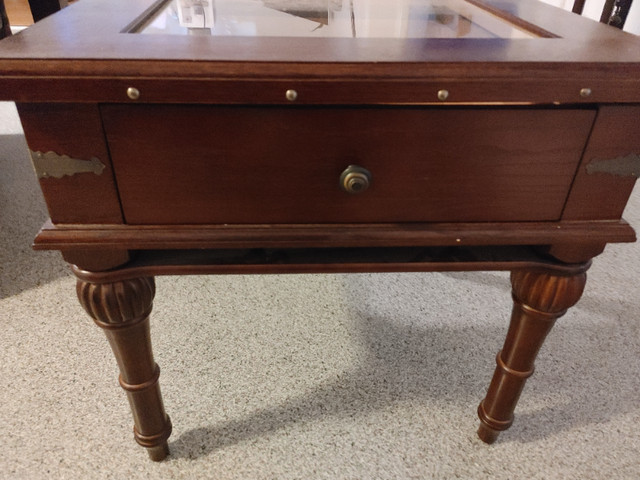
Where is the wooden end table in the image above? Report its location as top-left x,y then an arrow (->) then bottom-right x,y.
1,0 -> 639,461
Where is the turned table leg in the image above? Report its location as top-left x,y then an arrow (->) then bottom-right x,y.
477,265 -> 588,443
76,276 -> 172,461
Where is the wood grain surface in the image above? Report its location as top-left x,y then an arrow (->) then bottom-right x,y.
101,105 -> 596,225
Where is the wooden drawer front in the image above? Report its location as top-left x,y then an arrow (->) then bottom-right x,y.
101,106 -> 595,225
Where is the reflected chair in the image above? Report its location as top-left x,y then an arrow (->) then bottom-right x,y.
1,0 -> 11,39
28,0 -> 63,22
0,0 -> 66,40
572,0 -> 634,29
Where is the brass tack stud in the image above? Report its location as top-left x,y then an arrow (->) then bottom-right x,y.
580,88 -> 592,98
437,89 -> 449,101
285,89 -> 298,102
127,87 -> 141,100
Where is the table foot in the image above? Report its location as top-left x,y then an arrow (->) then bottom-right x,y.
146,441 -> 171,462
477,265 -> 588,443
76,275 -> 172,459
476,422 -> 500,444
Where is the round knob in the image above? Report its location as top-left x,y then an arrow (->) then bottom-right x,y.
340,165 -> 371,194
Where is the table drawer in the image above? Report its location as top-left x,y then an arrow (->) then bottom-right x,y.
101,106 -> 595,225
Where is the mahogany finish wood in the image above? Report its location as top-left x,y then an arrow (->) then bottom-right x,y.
69,246 -> 593,281
15,103 -> 124,224
561,106 -> 640,221
102,106 -> 594,225
1,0 -> 640,463
34,219 -> 636,252
62,249 -> 131,272
0,1 -> 640,106
69,247 -> 594,462
76,276 -> 172,461
477,265 -> 588,442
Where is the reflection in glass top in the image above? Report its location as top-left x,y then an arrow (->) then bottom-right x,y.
137,0 -> 537,38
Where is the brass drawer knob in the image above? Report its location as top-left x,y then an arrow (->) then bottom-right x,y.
340,165 -> 371,194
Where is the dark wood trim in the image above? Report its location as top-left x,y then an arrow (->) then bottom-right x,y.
465,0 -> 559,38
3,76 -> 640,105
0,0 -> 633,62
1,0 -> 640,104
120,0 -> 165,34
33,220 -> 636,251
70,245 -> 592,282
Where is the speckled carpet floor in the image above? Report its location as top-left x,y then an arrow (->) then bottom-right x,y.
1,101 -> 639,479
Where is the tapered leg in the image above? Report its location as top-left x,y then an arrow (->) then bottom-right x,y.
76,276 -> 172,461
477,266 -> 588,443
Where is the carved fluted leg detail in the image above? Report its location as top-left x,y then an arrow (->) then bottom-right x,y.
477,266 -> 588,443
77,277 -> 172,461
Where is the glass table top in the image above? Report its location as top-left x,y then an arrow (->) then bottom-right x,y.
136,0 -> 538,39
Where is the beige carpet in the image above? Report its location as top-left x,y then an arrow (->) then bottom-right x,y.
1,102 -> 639,479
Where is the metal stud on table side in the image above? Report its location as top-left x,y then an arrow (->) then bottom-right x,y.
437,89 -> 450,101
127,87 -> 141,100
285,89 -> 298,102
